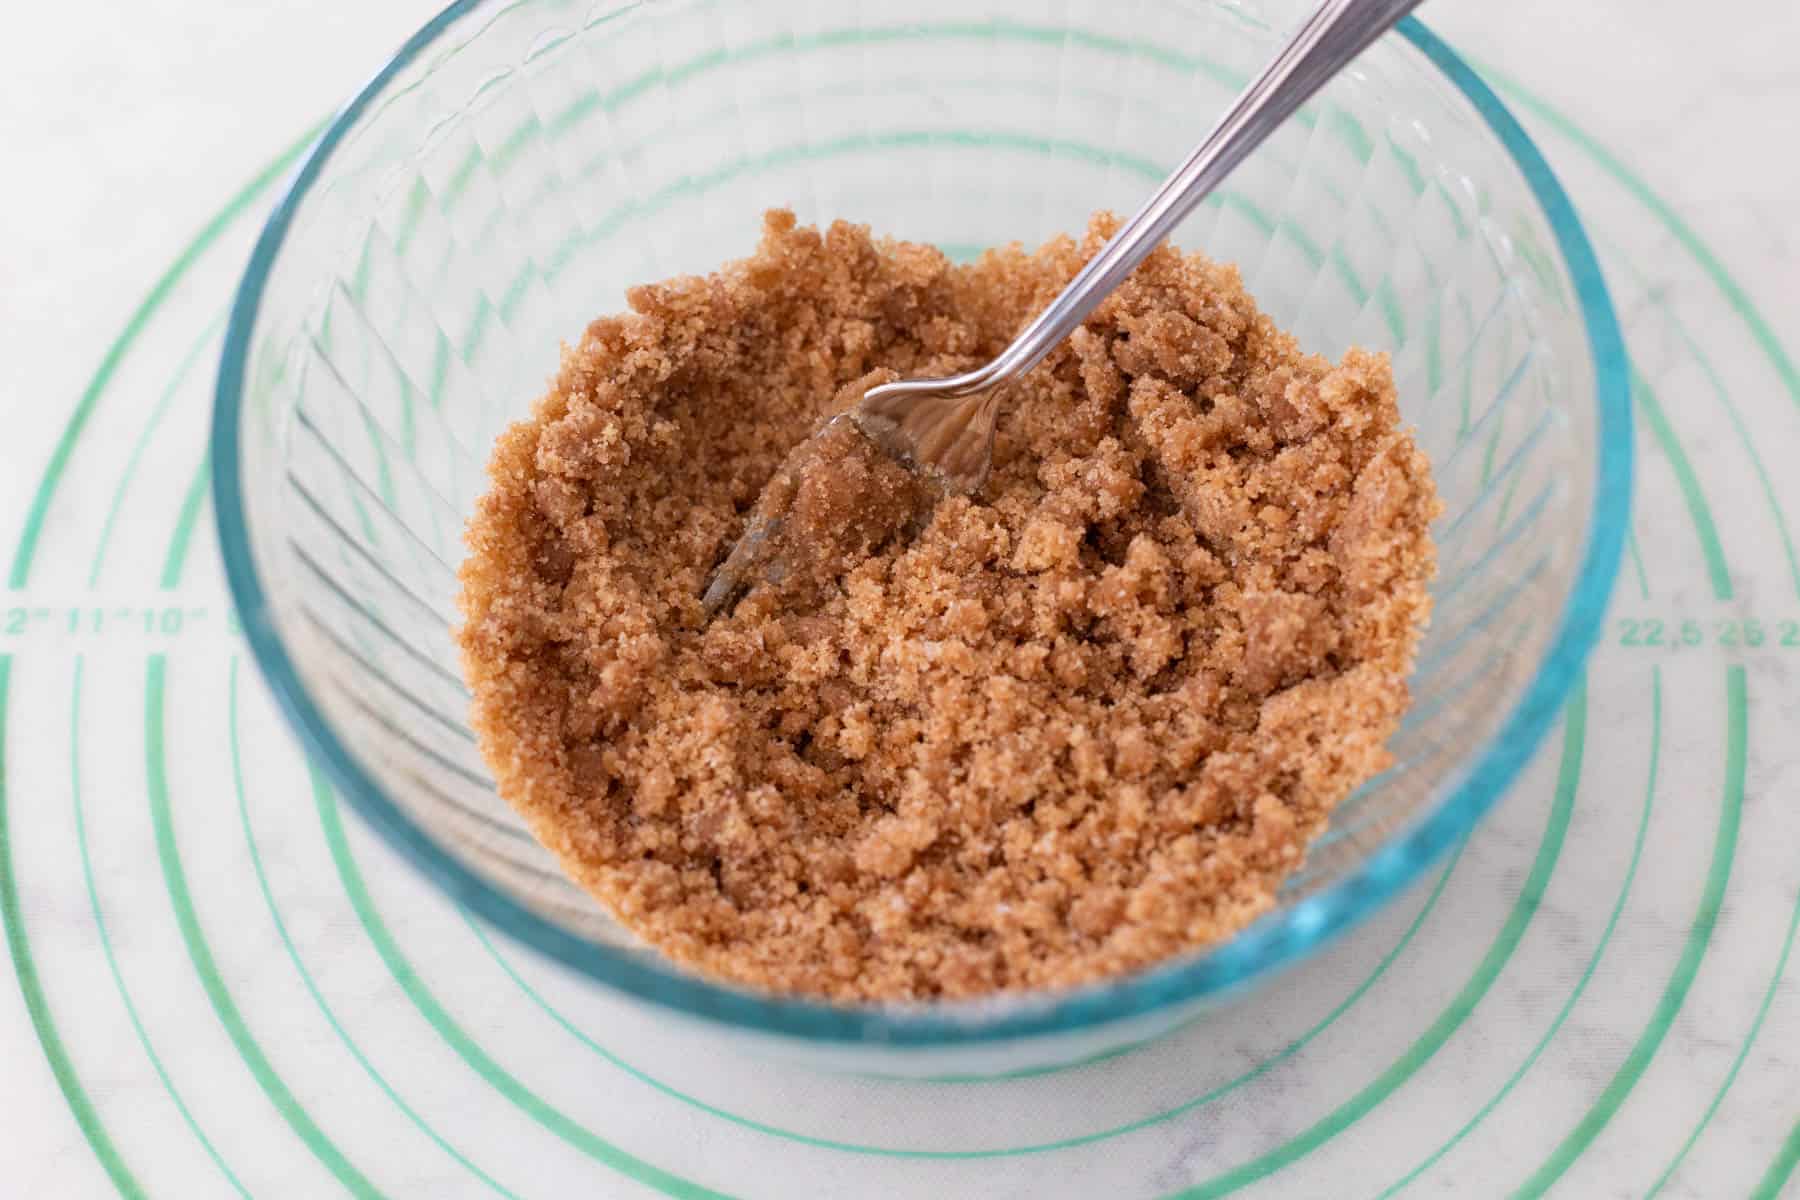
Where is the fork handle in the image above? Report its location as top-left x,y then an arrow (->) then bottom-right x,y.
931,0 -> 1424,397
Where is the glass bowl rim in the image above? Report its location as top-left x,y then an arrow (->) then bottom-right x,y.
212,0 -> 1633,1047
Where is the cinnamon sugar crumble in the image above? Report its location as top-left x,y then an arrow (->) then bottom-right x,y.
457,210 -> 1438,1001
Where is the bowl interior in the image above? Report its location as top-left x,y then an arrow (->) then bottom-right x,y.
215,0 -> 1626,1056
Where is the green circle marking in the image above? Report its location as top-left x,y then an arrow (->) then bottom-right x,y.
307,102 -> 1497,1175
0,128 -> 322,1198
1373,665 -> 1661,1196
3,18 -> 1795,1198
448,852 -> 1461,1158
228,658 -> 520,1198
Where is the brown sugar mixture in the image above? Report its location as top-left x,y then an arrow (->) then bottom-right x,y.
458,210 -> 1438,1001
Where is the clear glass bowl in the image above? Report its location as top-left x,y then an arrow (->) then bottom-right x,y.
214,0 -> 1630,1075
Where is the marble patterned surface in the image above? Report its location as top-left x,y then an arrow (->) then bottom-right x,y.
2,1 -> 1797,1196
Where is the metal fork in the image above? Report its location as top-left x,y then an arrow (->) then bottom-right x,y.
703,0 -> 1425,618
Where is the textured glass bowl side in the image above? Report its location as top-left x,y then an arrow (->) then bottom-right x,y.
213,0 -> 1629,1066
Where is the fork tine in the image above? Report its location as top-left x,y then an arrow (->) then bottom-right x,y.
702,514 -> 782,617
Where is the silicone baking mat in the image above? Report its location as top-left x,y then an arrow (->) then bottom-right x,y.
2,62 -> 1797,1200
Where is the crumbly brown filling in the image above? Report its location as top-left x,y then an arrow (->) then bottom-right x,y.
457,210 -> 1438,1001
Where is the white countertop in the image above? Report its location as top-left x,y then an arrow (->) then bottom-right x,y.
2,1 -> 1797,1196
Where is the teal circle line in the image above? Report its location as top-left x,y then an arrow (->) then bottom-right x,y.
1486,58 -> 1800,1181
137,392 -> 388,1192
452,843 -> 1462,1158
149,430 -> 513,1194
289,44 -> 1478,1158
0,654 -> 147,1198
308,92 -> 1510,1167
1600,233 -> 1800,600
53,310 -> 251,1195
379,41 -> 1473,1143
146,651 -> 384,1196
59,313 -> 248,1193
0,125 -> 320,1199
21,11 -> 1792,1200
6,121 -> 325,589
88,311 -> 228,587
316,53 -> 1550,1158
1372,663 -> 1662,1197
1512,666 -> 1747,1198
228,656 -> 520,1198
3,30 -> 1785,1200
217,2 -> 1625,1055
1159,673 -> 1589,1199
71,656 -> 250,1195
1601,242 -> 1800,1197
217,7 -> 1612,1194
309,772 -> 730,1199
1751,1119 -> 1800,1200
144,654 -> 385,1195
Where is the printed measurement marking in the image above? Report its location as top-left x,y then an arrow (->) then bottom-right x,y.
1,603 -> 238,642
1614,617 -> 1800,651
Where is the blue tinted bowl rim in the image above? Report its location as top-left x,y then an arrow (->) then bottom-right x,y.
212,2 -> 1632,1047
